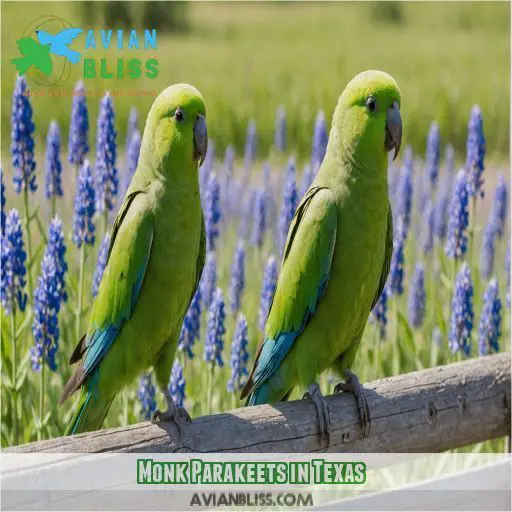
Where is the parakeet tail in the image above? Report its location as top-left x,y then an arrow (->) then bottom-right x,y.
11,57 -> 32,76
245,384 -> 292,407
65,386 -> 115,436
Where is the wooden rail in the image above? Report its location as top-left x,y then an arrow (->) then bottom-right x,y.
8,353 -> 510,453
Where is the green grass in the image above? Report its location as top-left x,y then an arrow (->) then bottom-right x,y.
1,2 -> 510,161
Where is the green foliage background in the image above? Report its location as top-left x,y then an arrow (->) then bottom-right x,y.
1,1 -> 510,161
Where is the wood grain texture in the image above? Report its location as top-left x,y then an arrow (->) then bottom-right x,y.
9,353 -> 510,453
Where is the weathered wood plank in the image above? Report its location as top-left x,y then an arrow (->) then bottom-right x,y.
8,353 -> 510,453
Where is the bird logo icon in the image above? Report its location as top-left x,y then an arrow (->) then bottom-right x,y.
11,26 -> 82,77
36,28 -> 83,64
11,37 -> 53,76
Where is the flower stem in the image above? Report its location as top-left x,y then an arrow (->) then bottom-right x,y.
23,188 -> 34,298
10,308 -> 18,446
76,244 -> 86,344
469,195 -> 477,266
51,196 -> 56,220
38,360 -> 45,441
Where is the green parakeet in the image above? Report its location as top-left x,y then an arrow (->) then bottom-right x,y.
61,84 -> 208,435
241,70 -> 402,443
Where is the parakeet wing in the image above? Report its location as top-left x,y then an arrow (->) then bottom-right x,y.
55,28 -> 82,43
61,190 -> 153,401
370,205 -> 393,310
241,187 -> 337,398
16,37 -> 42,55
192,212 -> 206,302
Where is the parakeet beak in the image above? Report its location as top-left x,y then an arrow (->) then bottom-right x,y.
385,102 -> 402,161
193,114 -> 208,166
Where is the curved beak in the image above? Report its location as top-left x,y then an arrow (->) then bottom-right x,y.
385,103 -> 402,161
193,114 -> 208,166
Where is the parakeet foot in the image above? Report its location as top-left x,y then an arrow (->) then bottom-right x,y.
334,369 -> 371,437
302,383 -> 331,448
152,390 -> 191,436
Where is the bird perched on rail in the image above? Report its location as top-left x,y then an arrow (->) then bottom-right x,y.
61,84 -> 208,435
241,70 -> 402,445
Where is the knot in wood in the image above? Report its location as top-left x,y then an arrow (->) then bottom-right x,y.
426,401 -> 437,425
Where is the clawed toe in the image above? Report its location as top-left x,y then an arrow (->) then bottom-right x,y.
303,383 -> 331,448
333,370 -> 371,438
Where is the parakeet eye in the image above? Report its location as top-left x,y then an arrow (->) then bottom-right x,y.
175,108 -> 184,122
366,97 -> 377,113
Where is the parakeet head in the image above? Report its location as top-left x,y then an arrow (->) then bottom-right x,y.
143,83 -> 208,169
330,70 -> 402,165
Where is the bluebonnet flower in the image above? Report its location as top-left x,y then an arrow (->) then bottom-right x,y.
73,160 -> 96,248
449,263 -> 474,356
421,199 -> 435,255
229,241 -> 245,313
388,218 -> 406,296
124,129 -> 141,193
506,243 -> 510,309
44,121 -> 63,200
138,373 -> 157,420
46,217 -> 68,303
433,174 -> 451,242
92,233 -> 110,298
312,110 -> 328,167
31,253 -> 61,372
204,287 -> 226,367
95,93 -> 119,213
250,188 -> 266,248
425,121 -> 440,190
445,169 -> 469,260
68,81 -> 89,166
125,106 -> 138,149
178,287 -> 201,359
259,255 -> 278,331
244,120 -> 257,170
372,287 -> 388,340
168,360 -> 185,408
204,172 -> 221,252
275,106 -> 286,152
224,144 -> 235,180
1,209 -> 27,314
480,217 -> 496,280
395,146 -> 414,236
489,175 -> 508,239
278,157 -> 298,254
478,278 -> 501,356
388,163 -> 399,209
408,263 -> 426,329
228,313 -> 250,392
11,76 -> 36,194
444,143 -> 455,175
465,105 -> 486,198
200,139 -> 215,194
300,164 -> 315,199
200,252 -> 217,309
1,168 -> 6,235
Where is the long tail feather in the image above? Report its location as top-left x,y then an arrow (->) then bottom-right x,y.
65,386 -> 115,436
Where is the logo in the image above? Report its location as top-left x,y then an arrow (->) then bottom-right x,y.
11,15 -> 159,86
11,16 -> 82,86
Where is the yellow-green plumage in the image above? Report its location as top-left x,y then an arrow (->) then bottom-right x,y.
62,84 -> 208,434
242,70 -> 401,405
